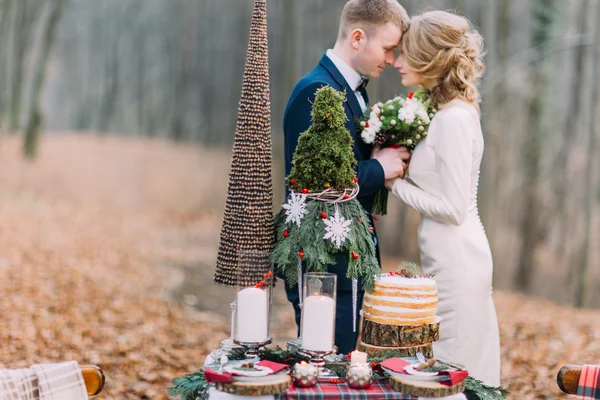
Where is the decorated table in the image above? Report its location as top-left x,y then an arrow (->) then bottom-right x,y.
201,353 -> 467,400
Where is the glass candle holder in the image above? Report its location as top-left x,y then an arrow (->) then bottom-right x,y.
300,273 -> 337,352
346,363 -> 373,389
233,251 -> 273,355
291,361 -> 318,388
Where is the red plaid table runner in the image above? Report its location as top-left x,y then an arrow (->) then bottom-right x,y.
283,379 -> 417,400
577,365 -> 600,399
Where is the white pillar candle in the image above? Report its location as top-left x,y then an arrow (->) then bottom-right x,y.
301,295 -> 335,351
236,287 -> 268,343
350,350 -> 368,365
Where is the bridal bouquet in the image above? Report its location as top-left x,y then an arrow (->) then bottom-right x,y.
359,88 -> 437,215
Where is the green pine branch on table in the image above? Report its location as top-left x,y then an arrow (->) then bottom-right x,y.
169,370 -> 208,400
464,377 -> 510,400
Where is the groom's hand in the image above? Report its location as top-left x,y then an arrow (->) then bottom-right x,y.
373,145 -> 410,180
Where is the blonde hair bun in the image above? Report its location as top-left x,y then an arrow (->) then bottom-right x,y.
402,10 -> 484,110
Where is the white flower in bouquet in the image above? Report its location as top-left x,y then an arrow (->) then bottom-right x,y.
361,127 -> 376,143
397,97 -> 429,125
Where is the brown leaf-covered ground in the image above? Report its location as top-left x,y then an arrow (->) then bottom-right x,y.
0,134 -> 597,399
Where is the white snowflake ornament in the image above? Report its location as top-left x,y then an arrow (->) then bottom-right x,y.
323,209 -> 352,248
282,192 -> 308,227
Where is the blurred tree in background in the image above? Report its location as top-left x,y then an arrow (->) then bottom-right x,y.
0,0 -> 598,307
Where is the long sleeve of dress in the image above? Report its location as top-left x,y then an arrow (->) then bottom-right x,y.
390,109 -> 475,226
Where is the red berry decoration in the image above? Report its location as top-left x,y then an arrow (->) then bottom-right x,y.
302,188 -> 309,194
299,249 -> 304,259
359,217 -> 363,223
283,230 -> 289,238
320,212 -> 327,219
259,280 -> 266,285
369,226 -> 374,232
325,184 -> 331,189
290,179 -> 296,185
353,177 -> 358,183
352,251 -> 359,260
343,194 -> 349,199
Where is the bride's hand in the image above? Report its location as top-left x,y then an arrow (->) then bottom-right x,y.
384,177 -> 396,190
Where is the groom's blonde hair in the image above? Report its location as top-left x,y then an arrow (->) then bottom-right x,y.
338,0 -> 410,39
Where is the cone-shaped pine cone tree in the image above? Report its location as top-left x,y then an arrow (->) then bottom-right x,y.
287,86 -> 358,193
273,86 -> 379,291
214,0 -> 274,287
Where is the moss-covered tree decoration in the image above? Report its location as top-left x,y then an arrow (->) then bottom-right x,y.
287,87 -> 358,192
273,85 -> 380,291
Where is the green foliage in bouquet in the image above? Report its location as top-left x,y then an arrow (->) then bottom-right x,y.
359,88 -> 438,215
360,88 -> 436,149
287,86 -> 357,192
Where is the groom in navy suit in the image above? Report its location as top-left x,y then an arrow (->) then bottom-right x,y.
282,0 -> 411,354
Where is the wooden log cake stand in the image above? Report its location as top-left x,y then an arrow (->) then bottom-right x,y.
357,319 -> 440,358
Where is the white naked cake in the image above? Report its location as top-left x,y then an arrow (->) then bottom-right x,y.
358,267 -> 441,358
362,273 -> 438,325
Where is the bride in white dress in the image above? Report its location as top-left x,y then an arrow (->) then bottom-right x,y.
384,11 -> 501,386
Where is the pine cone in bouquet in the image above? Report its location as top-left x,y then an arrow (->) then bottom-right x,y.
375,131 -> 388,145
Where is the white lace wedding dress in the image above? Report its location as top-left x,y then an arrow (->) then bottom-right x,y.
390,99 -> 501,386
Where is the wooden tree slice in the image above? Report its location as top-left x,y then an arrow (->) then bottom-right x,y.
357,341 -> 433,358
361,320 -> 440,347
388,375 -> 465,398
215,374 -> 291,396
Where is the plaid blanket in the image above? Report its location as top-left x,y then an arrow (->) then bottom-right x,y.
578,365 -> 600,400
0,361 -> 88,400
283,380 -> 417,400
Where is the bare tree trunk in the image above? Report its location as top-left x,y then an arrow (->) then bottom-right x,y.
0,0 -> 11,133
515,0 -> 557,292
554,1 -> 588,258
23,0 -> 66,159
575,1 -> 600,308
9,0 -> 40,132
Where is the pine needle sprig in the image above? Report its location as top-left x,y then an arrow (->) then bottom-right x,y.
169,370 -> 209,400
464,377 -> 510,400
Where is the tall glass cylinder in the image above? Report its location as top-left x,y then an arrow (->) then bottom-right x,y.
233,251 -> 273,344
300,272 -> 337,351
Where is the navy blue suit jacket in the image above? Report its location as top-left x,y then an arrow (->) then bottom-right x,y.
281,53 -> 384,354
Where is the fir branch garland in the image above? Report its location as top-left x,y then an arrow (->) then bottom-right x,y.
464,378 -> 510,400
273,198 -> 378,291
169,370 -> 209,400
